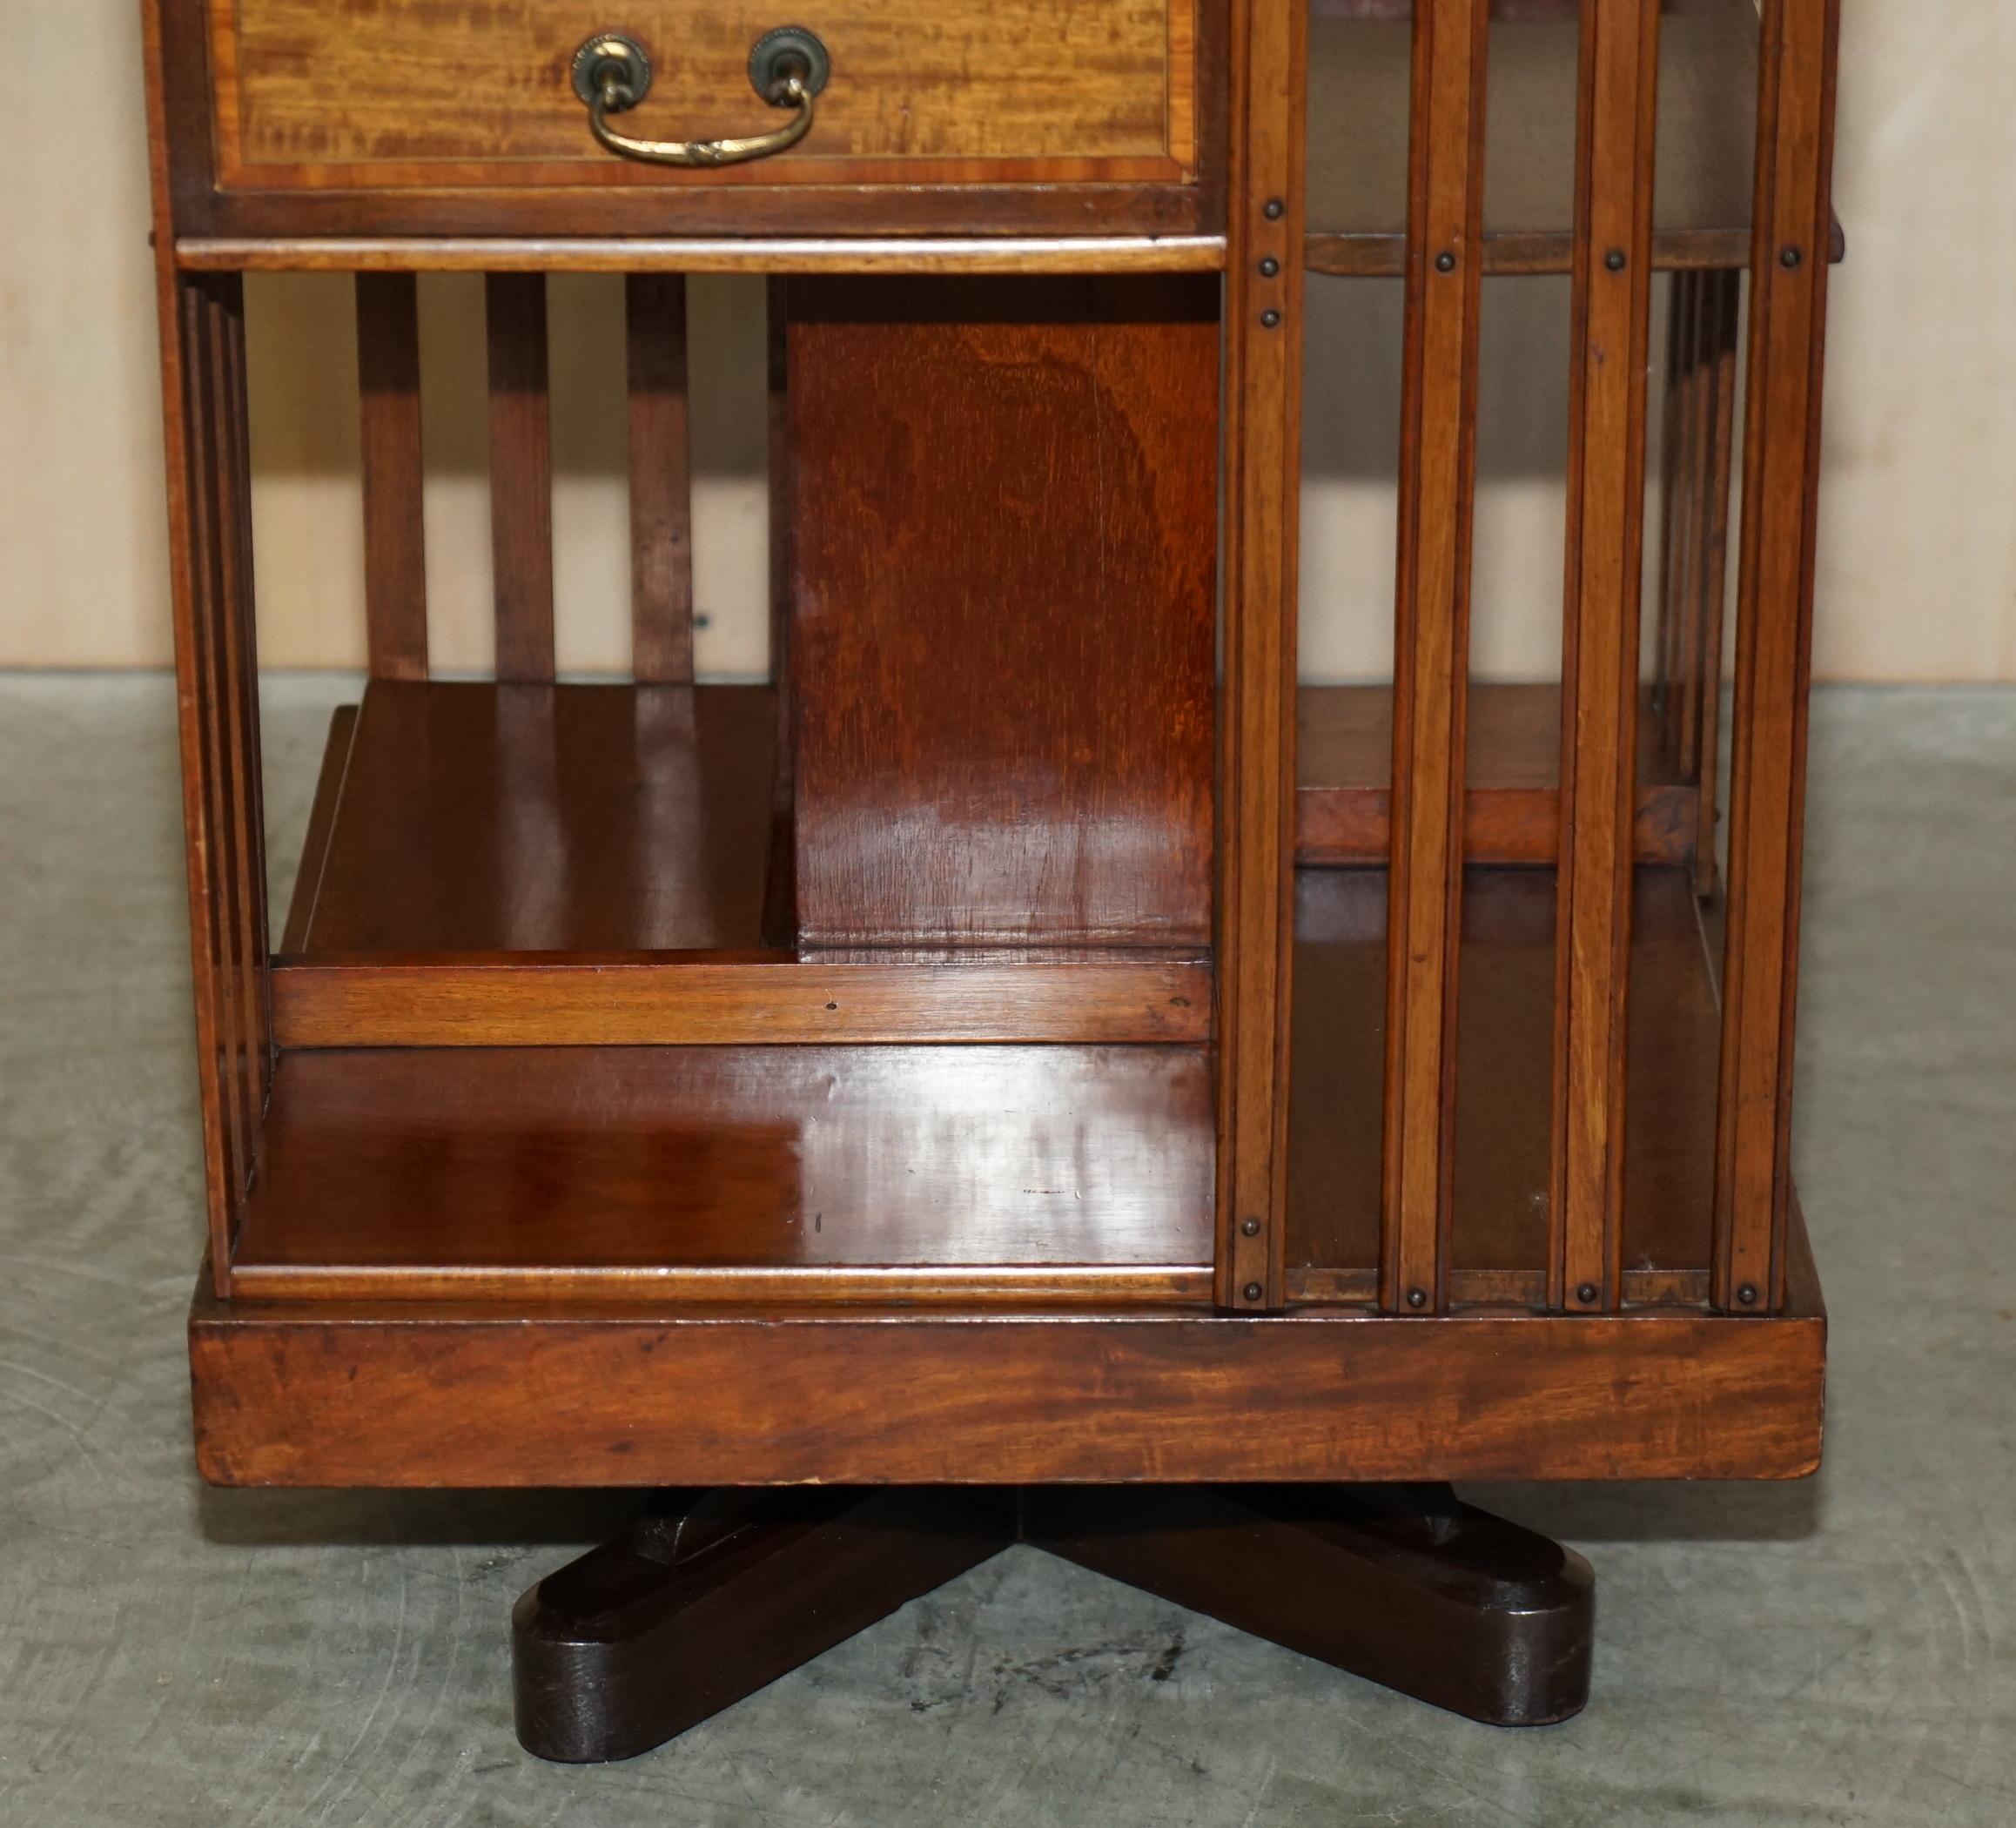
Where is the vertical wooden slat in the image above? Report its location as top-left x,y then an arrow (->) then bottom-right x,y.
1381,0 -> 1490,1317
212,281 -> 273,1118
355,273 -> 428,680
626,273 -> 695,686
1655,272 -> 1702,773
762,277 -> 798,950
1214,0 -> 1307,1309
1716,0 -> 1841,1314
486,272 -> 556,682
1550,0 -> 1663,1314
1690,268 -> 1743,897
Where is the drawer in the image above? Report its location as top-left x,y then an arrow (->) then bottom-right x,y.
186,0 -> 1210,233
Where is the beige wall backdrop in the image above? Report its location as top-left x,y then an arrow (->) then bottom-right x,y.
2,0 -> 2010,680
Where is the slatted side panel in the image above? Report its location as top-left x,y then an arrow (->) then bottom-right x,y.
626,273 -> 696,686
1716,0 -> 1841,1314
485,273 -> 557,683
355,272 -> 428,680
1381,0 -> 1490,1317
1549,0 -> 1662,1314
169,277 -> 272,1295
1216,0 -> 1307,1309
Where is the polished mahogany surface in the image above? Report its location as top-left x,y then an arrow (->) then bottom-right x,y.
228,1043 -> 1215,1301
286,680 -> 775,956
786,277 -> 1220,949
1287,864 -> 1719,1302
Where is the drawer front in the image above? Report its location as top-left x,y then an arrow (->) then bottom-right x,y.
209,0 -> 1200,193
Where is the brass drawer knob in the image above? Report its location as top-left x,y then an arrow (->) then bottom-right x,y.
571,28 -> 830,169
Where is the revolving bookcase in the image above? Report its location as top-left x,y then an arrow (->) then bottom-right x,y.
148,0 -> 1839,1757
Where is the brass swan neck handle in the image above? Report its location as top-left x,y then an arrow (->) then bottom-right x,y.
572,29 -> 829,171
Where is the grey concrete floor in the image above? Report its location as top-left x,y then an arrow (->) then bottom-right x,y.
1,673 -> 2011,1826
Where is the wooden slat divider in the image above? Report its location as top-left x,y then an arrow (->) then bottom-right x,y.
1655,271 -> 1701,773
1691,266 -> 1743,895
212,282 -> 275,1123
763,277 -> 798,949
1215,0 -> 1307,1309
354,272 -> 428,680
1715,0 -> 1840,1314
1550,0 -> 1663,1314
1381,0 -> 1491,1318
625,273 -> 695,686
484,272 -> 556,682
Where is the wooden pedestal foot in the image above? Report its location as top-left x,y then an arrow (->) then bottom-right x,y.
512,1486 -> 1016,1762
1022,1483 -> 1595,1727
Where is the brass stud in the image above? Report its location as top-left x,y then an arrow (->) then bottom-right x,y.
1243,1281 -> 1264,1303
1406,1287 -> 1428,1310
1240,1218 -> 1262,1238
1737,1283 -> 1760,1307
1576,1282 -> 1599,1306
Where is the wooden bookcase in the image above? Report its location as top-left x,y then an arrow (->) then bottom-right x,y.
146,0 -> 1840,1751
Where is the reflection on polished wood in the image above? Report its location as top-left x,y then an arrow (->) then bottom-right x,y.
227,1043 -> 1216,1304
284,680 -> 776,957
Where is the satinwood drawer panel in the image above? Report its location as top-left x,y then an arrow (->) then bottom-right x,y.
198,0 -> 1200,206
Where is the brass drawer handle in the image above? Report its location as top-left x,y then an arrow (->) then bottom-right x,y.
571,28 -> 830,169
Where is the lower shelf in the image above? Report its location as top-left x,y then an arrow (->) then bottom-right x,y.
229,1044 -> 1215,1306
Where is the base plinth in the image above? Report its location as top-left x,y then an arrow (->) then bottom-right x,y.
511,1483 -> 1594,1760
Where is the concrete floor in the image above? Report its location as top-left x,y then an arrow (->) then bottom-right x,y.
0,674 -> 2010,1826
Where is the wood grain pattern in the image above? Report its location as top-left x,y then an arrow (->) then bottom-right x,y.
486,273 -> 556,682
354,272 -> 428,680
176,236 -> 1231,275
285,681 -> 776,957
1715,0 -> 1839,1315
625,274 -> 694,686
270,957 -> 1212,1047
787,278 -> 1219,950
1381,0 -> 1490,1317
225,1043 -> 1216,1304
189,1212 -> 1826,1486
212,0 -> 1191,184
1550,0 -> 1663,1314
1214,0 -> 1305,1308
1296,682 -> 1694,866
